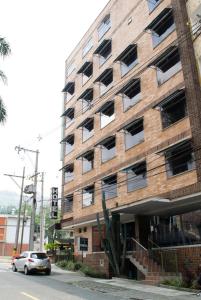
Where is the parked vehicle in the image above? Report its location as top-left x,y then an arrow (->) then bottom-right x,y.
12,251 -> 51,275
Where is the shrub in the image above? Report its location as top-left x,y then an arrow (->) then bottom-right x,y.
56,260 -> 68,269
162,278 -> 183,288
80,264 -> 107,278
74,261 -> 83,271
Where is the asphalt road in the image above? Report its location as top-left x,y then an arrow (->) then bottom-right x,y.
0,262 -> 200,300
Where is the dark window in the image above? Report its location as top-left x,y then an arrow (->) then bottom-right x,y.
62,108 -> 74,128
115,44 -> 138,76
78,118 -> 94,142
31,253 -> 47,259
165,141 -> 195,177
96,101 -> 115,128
65,135 -> 74,155
78,88 -> 93,113
79,237 -> 88,251
64,164 -> 74,183
158,90 -> 187,128
125,161 -> 147,192
100,136 -> 116,163
94,39 -> 112,66
82,150 -> 94,173
82,185 -> 95,207
147,0 -> 161,12
145,9 -> 175,47
117,78 -> 141,111
150,211 -> 201,247
77,62 -> 93,85
124,118 -> 144,150
102,174 -> 117,200
94,68 -> 113,95
149,47 -> 182,85
98,14 -> 111,39
62,82 -> 75,102
63,194 -> 73,213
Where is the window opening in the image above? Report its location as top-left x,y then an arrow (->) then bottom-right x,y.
116,78 -> 141,111
100,136 -> 116,163
125,161 -> 147,192
145,9 -> 175,47
149,47 -> 182,85
115,44 -> 138,76
77,62 -> 93,85
94,39 -> 112,66
64,164 -> 74,183
62,82 -> 75,102
82,150 -> 94,173
98,14 -> 111,39
165,141 -> 195,177
82,185 -> 95,207
102,174 -> 117,200
63,194 -> 73,213
124,118 -> 144,150
94,68 -> 113,95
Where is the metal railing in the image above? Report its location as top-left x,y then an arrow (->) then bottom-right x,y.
128,238 -> 179,274
148,239 -> 179,274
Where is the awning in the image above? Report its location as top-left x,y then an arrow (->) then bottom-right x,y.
94,39 -> 111,55
95,100 -> 114,113
116,78 -> 140,95
76,149 -> 94,160
77,88 -> 93,100
61,107 -> 74,117
145,8 -> 172,31
118,117 -> 143,132
77,117 -> 93,129
77,61 -> 92,74
60,134 -> 74,143
112,197 -> 171,215
95,135 -> 115,148
94,68 -> 112,83
112,192 -> 201,216
153,89 -> 185,109
155,138 -> 191,155
114,44 -> 137,62
148,46 -> 178,67
62,82 -> 74,93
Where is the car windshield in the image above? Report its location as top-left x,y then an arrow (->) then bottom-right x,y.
30,253 -> 47,259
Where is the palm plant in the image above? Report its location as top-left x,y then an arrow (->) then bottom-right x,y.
0,36 -> 11,124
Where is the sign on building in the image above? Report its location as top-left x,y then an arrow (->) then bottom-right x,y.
50,187 -> 58,219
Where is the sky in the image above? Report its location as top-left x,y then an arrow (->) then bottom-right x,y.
0,0 -> 109,205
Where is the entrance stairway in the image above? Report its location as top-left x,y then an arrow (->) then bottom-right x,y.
126,238 -> 179,285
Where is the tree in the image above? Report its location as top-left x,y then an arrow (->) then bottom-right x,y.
0,36 -> 11,124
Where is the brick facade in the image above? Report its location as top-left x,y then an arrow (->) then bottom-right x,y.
61,0 -> 201,278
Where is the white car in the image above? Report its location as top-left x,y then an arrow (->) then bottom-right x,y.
12,251 -> 51,275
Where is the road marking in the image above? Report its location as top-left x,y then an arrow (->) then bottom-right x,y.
21,292 -> 40,300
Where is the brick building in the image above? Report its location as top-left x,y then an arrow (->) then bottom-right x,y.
60,0 -> 201,280
0,215 -> 30,256
186,0 -> 201,85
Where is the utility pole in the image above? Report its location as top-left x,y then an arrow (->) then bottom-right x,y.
20,198 -> 28,253
15,146 -> 39,251
4,168 -> 25,252
40,172 -> 44,251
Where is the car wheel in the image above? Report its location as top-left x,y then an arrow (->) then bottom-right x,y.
12,264 -> 17,272
24,266 -> 29,275
45,269 -> 51,275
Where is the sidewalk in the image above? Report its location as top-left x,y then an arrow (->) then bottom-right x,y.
0,256 -> 11,263
52,265 -> 195,299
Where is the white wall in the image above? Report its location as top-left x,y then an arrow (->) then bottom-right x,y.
6,216 -> 30,244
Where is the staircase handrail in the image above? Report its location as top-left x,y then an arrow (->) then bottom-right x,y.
131,237 -> 148,252
148,238 -> 161,249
